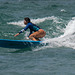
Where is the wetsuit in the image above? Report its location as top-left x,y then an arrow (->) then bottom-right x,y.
19,22 -> 41,36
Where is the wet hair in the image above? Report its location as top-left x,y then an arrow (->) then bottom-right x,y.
24,17 -> 30,23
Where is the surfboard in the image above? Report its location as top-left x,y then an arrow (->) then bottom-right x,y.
0,39 -> 43,49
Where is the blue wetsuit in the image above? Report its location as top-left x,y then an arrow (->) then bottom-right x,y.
19,22 -> 41,36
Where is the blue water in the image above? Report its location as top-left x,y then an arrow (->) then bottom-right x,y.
0,0 -> 75,75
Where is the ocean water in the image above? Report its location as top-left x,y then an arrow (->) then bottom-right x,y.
0,0 -> 75,75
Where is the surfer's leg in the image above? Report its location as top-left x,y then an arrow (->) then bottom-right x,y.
29,35 -> 40,41
29,29 -> 46,41
35,29 -> 46,38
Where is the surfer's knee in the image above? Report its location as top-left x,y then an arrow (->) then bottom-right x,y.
29,35 -> 38,41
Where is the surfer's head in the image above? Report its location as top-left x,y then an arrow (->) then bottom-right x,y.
24,17 -> 30,25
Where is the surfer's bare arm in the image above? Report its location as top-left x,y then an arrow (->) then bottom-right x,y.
14,33 -> 20,37
14,28 -> 25,37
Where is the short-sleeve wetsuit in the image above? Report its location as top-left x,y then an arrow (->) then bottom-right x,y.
19,22 -> 41,36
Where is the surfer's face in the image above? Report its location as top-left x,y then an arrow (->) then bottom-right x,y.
24,20 -> 28,25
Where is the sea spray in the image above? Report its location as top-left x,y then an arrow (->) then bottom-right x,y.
60,17 -> 75,37
7,16 -> 62,27
34,18 -> 75,51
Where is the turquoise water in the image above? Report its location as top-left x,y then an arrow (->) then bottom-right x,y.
0,0 -> 75,75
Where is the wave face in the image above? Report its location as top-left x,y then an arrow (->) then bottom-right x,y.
7,16 -> 75,50
0,0 -> 75,50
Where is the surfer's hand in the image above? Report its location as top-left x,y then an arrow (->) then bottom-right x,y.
25,37 -> 29,40
14,33 -> 19,37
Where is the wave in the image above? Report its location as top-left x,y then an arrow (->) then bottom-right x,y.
7,16 -> 75,50
34,17 -> 75,51
7,16 -> 62,27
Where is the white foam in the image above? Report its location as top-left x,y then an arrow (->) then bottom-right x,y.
60,18 -> 75,37
34,18 -> 75,51
60,9 -> 66,12
7,16 -> 62,27
31,16 -> 62,24
7,21 -> 25,27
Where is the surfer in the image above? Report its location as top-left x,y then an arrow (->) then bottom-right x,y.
14,17 -> 46,41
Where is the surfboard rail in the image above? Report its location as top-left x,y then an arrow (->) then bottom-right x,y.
0,39 -> 42,49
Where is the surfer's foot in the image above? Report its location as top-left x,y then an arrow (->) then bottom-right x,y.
29,36 -> 41,41
35,38 -> 41,41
